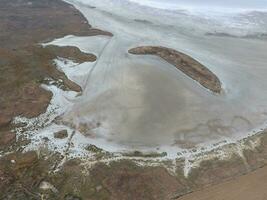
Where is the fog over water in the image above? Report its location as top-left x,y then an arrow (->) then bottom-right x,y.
51,0 -> 267,151
129,0 -> 267,11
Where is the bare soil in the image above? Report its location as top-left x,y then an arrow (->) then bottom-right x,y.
179,165 -> 267,200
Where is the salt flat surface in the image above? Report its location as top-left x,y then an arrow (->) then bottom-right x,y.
57,0 -> 267,149
16,0 -> 267,164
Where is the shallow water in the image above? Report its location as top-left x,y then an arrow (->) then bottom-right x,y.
54,0 -> 267,149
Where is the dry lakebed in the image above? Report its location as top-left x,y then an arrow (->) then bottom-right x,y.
1,0 -> 267,199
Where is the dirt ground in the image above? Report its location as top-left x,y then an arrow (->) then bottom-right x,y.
179,165 -> 267,200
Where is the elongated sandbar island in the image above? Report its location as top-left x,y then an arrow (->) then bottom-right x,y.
129,46 -> 222,93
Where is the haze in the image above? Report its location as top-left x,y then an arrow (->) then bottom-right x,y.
129,0 -> 267,11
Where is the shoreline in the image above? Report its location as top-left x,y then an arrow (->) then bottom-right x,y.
13,31 -> 267,178
1,0 -> 267,199
11,0 -> 267,181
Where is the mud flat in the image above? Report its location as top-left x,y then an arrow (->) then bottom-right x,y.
129,46 -> 222,93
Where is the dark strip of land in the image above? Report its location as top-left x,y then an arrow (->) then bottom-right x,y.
129,46 -> 222,94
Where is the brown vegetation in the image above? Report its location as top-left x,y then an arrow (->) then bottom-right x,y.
0,0 -> 110,129
129,46 -> 222,93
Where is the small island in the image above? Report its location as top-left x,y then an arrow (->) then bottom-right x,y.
129,46 -> 222,94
